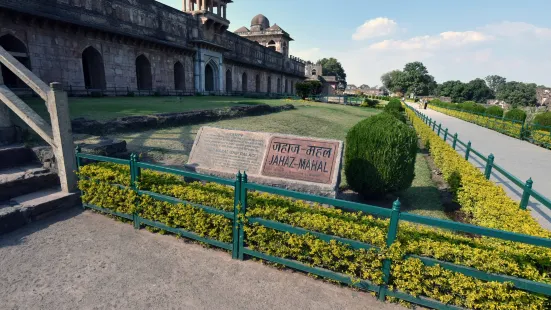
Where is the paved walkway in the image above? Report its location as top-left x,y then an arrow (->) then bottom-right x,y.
408,103 -> 551,230
0,209 -> 403,310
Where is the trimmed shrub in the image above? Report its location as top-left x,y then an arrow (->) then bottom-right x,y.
486,106 -> 504,118
126,91 -> 135,97
383,110 -> 406,123
385,98 -> 404,112
504,108 -> 527,122
458,101 -> 486,114
344,113 -> 417,198
533,112 -> 551,129
361,98 -> 378,107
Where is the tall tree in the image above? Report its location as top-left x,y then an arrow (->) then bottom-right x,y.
465,78 -> 494,103
485,75 -> 507,94
380,70 -> 404,93
401,61 -> 434,96
496,82 -> 537,107
437,80 -> 467,102
317,58 -> 347,86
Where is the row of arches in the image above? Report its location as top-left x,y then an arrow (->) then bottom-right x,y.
0,34 -> 187,91
222,69 -> 294,94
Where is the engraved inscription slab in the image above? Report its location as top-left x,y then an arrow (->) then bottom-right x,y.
187,127 -> 268,175
261,137 -> 339,184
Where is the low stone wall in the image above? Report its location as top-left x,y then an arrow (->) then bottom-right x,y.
71,104 -> 295,136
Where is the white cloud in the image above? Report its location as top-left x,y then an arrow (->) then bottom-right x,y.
481,21 -> 551,39
368,31 -> 491,50
352,17 -> 398,41
291,47 -> 322,61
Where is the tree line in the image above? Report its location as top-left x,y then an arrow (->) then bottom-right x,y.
380,62 -> 543,107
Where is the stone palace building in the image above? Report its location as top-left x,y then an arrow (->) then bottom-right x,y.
0,0 -> 307,94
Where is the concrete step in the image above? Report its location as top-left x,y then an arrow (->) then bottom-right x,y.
0,187 -> 81,235
0,164 -> 59,201
0,144 -> 37,170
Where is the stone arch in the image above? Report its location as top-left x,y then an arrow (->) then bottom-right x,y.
242,72 -> 248,92
0,34 -> 31,88
267,76 -> 272,93
255,74 -> 260,93
81,46 -> 106,89
277,78 -> 281,93
312,69 -> 317,75
204,59 -> 219,92
267,40 -> 276,51
174,61 -> 185,91
226,69 -> 232,93
136,54 -> 152,90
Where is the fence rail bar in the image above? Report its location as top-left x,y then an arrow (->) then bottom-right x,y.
138,217 -> 233,250
136,162 -> 234,186
492,164 -> 525,188
244,182 -> 393,218
408,255 -> 551,296
138,190 -> 234,219
399,213 -> 551,248
385,290 -> 465,310
248,217 -> 378,251
241,248 -> 381,292
77,153 -> 130,165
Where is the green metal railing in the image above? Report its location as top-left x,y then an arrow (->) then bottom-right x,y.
406,105 -> 551,212
75,147 -> 551,309
429,104 -> 551,150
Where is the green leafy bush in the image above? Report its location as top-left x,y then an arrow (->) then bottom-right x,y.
486,106 -> 504,118
295,81 -> 323,99
126,91 -> 135,97
385,98 -> 404,112
361,98 -> 379,107
344,113 -> 417,198
504,108 -> 527,122
533,112 -> 551,129
458,101 -> 486,114
383,110 -> 406,123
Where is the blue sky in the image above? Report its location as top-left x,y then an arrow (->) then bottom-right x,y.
159,0 -> 551,87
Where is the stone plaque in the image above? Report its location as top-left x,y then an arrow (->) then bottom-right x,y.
261,137 -> 339,184
187,126 -> 343,197
187,127 -> 267,175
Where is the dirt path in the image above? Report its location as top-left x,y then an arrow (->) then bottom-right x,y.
0,208 -> 403,310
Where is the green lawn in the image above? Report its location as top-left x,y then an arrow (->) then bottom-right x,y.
25,96 -> 289,121
104,97 -> 445,217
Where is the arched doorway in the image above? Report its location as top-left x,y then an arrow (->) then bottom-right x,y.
82,46 -> 106,89
277,78 -> 281,93
174,61 -> 185,91
136,55 -> 152,90
267,76 -> 271,93
291,81 -> 294,94
267,40 -> 276,51
0,34 -> 31,88
204,60 -> 218,92
255,74 -> 260,93
242,72 -> 247,92
284,79 -> 288,94
226,69 -> 232,93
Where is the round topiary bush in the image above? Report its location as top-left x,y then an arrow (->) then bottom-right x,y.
385,98 -> 404,112
383,110 -> 406,124
504,108 -> 527,122
459,101 -> 486,114
344,113 -> 418,198
486,106 -> 504,118
533,112 -> 551,129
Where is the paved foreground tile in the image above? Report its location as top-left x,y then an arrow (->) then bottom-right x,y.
0,208 -> 403,310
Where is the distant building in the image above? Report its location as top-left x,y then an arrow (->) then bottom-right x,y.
304,62 -> 339,95
536,87 -> 551,107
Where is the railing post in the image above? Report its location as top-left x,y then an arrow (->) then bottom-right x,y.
130,153 -> 140,229
75,145 -> 85,209
437,123 -> 442,136
232,171 -> 242,260
452,133 -> 458,150
432,120 -> 437,131
520,121 -> 525,140
484,154 -> 494,180
465,141 -> 472,160
520,178 -> 533,210
238,172 -> 248,260
379,199 -> 401,301
48,82 -> 78,193
443,128 -> 448,141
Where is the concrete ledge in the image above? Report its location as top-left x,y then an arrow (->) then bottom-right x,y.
71,104 -> 295,135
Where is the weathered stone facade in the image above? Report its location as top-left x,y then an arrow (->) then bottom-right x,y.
0,0 -> 306,94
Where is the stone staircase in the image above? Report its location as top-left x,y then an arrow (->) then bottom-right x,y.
0,144 -> 80,234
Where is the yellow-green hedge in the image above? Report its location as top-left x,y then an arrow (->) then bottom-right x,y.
78,161 -> 551,309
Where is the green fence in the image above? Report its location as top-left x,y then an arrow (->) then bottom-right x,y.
429,105 -> 551,150
406,105 -> 551,213
75,148 -> 551,309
